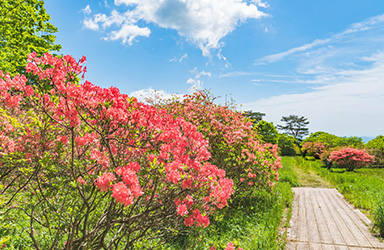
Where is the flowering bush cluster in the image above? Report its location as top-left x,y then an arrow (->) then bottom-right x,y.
152,91 -> 282,198
0,53 -> 234,248
329,147 -> 374,171
302,141 -> 325,159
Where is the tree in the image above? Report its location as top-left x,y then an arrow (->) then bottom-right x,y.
366,135 -> 384,167
277,134 -> 300,156
243,110 -> 265,127
277,115 -> 309,142
367,135 -> 384,151
256,120 -> 278,144
0,0 -> 61,76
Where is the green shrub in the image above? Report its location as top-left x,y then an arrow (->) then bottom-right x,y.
278,134 -> 300,156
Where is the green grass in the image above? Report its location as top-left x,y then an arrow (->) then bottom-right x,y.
280,157 -> 331,188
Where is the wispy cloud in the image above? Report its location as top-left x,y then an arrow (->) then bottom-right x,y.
82,0 -> 268,56
220,71 -> 258,78
170,53 -> 188,63
254,14 -> 384,65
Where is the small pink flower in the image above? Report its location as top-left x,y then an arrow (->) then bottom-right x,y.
77,177 -> 86,185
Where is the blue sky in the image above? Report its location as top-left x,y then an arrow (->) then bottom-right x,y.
44,0 -> 384,138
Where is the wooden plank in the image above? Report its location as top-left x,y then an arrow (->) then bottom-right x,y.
289,188 -> 301,242
305,188 -> 321,243
316,188 -> 346,245
296,242 -> 310,250
297,188 -> 309,242
311,188 -> 334,244
309,242 -> 322,250
321,243 -> 337,250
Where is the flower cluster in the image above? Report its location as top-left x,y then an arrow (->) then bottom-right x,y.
302,141 -> 325,159
329,147 -> 374,171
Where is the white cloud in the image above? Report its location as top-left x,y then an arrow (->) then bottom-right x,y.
107,24 -> 151,45
83,0 -> 268,55
82,5 -> 92,15
245,51 -> 384,137
83,19 -> 99,30
129,88 -> 183,103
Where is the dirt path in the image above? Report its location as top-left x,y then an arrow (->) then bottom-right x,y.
286,187 -> 384,249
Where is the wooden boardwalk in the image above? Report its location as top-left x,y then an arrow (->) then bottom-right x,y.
286,187 -> 384,250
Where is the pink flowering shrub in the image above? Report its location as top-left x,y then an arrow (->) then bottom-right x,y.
152,91 -> 281,198
0,53 -> 233,248
302,141 -> 325,159
329,147 -> 374,171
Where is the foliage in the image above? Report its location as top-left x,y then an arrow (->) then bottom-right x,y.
302,131 -> 340,148
256,120 -> 278,145
0,0 -> 61,76
303,131 -> 364,149
277,115 -> 309,142
329,148 -> 374,171
339,136 -> 364,148
367,135 -> 384,151
277,134 -> 300,156
0,53 -> 234,248
243,110 -> 265,127
153,91 -> 282,199
366,136 -> 384,167
366,149 -> 384,167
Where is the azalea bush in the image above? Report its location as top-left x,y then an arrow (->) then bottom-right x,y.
329,147 -> 374,171
302,141 -> 325,159
0,53 -> 234,248
151,91 -> 281,199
